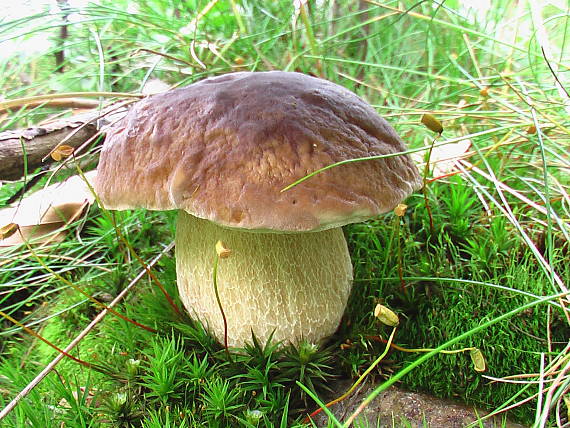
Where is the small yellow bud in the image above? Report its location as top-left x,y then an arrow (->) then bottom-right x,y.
479,86 -> 490,97
421,113 -> 443,134
215,240 -> 231,258
374,304 -> 399,327
469,348 -> 486,372
394,204 -> 408,217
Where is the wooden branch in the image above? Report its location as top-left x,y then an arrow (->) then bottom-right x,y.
0,107 -> 123,181
0,97 -> 135,182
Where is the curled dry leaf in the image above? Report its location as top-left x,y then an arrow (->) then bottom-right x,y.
0,170 -> 96,247
412,138 -> 472,177
50,144 -> 75,161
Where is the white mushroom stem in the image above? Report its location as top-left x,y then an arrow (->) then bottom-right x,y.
175,211 -> 353,348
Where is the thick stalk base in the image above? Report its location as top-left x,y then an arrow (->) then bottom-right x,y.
175,212 -> 353,348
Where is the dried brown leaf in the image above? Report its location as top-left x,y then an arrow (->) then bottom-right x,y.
0,171 -> 96,246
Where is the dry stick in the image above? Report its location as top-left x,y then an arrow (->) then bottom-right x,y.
5,135 -> 45,206
40,115 -> 101,163
38,101 -> 133,190
1,100 -> 132,184
0,241 -> 174,422
0,98 -> 102,115
1,109 -> 101,182
541,47 -> 570,99
45,99 -> 135,167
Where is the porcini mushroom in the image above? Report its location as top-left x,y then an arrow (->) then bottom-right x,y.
95,71 -> 421,348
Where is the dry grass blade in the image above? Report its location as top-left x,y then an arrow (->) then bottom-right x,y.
457,161 -> 569,299
0,92 -> 142,114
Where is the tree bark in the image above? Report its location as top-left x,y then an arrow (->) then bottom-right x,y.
55,0 -> 70,73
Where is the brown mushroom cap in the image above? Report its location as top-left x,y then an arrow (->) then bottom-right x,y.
96,71 -> 421,231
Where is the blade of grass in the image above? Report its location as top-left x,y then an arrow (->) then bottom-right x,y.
281,123 -> 528,193
297,381 -> 343,428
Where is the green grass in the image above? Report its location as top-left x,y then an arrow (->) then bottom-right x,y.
1,0 -> 569,426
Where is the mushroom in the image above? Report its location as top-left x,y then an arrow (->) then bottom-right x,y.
95,71 -> 421,348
